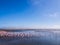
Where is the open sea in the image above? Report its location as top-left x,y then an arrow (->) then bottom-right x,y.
0,29 -> 60,45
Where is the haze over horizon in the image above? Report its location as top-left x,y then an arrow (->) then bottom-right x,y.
0,0 -> 60,29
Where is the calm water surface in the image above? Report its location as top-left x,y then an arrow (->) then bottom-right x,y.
0,29 -> 60,45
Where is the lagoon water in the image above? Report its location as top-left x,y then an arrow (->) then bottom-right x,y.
0,29 -> 60,45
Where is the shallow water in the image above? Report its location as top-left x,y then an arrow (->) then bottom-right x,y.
0,29 -> 60,45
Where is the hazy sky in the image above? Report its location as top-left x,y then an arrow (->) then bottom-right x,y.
0,0 -> 60,29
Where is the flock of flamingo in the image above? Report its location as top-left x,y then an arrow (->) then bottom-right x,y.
0,31 -> 35,38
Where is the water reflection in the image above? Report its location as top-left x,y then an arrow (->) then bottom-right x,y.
0,30 -> 60,45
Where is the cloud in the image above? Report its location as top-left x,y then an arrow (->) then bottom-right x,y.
49,25 -> 60,29
30,0 -> 40,5
28,24 -> 60,29
42,25 -> 60,29
48,12 -> 60,18
44,12 -> 60,18
32,24 -> 60,29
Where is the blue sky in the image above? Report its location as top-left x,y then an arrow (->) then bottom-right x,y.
0,0 -> 60,29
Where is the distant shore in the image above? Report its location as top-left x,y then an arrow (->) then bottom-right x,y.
0,28 -> 60,31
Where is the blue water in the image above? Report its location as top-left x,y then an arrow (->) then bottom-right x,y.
0,29 -> 60,45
